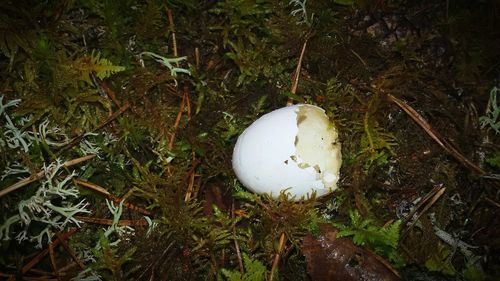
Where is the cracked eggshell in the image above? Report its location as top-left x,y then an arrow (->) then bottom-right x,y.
232,104 -> 342,200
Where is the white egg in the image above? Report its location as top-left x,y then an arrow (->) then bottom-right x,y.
232,104 -> 342,200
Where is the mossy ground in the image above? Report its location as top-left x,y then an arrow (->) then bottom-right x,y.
1,0 -> 499,280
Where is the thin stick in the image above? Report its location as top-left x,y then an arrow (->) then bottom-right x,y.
54,231 -> 85,270
231,201 -> 244,274
7,268 -> 57,276
485,197 -> 500,208
95,78 -> 121,108
48,241 -> 59,279
74,216 -> 149,226
184,156 -> 200,202
73,178 -> 110,195
57,102 -> 130,154
134,241 -> 175,281
0,155 -> 96,198
166,8 -> 178,58
401,187 -> 446,241
269,232 -> 286,281
184,167 -> 196,202
93,101 -> 130,132
0,272 -> 13,277
400,184 -> 440,241
56,261 -> 79,274
185,86 -> 192,121
195,47 -> 200,69
168,90 -> 187,150
22,229 -> 78,274
387,94 -> 484,174
402,184 -> 441,226
287,38 -> 309,106
350,49 -> 368,68
74,179 -> 152,216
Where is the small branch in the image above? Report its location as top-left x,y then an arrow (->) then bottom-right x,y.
134,241 -> 175,281
73,178 -> 110,196
57,101 -> 130,154
287,38 -> 309,106
93,101 -> 130,132
185,88 -> 192,121
401,186 -> 446,241
485,197 -> 500,208
48,241 -> 59,279
56,261 -> 80,274
350,81 -> 484,175
231,201 -> 244,274
184,156 -> 200,202
386,94 -> 484,174
54,231 -> 85,270
0,273 -> 14,280
0,155 -> 96,198
166,8 -> 178,58
95,78 -> 122,108
195,47 -> 200,69
168,87 -> 188,150
73,216 -> 149,226
269,232 -> 286,281
402,184 -> 441,226
22,229 -> 78,274
74,179 -> 152,216
350,49 -> 368,69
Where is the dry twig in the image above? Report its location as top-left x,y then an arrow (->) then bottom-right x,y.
54,231 -> 85,270
400,186 -> 446,241
386,93 -> 484,174
269,232 -> 286,281
22,229 -> 78,275
48,241 -> 59,280
166,8 -> 178,58
184,156 -> 200,202
287,38 -> 309,106
58,101 -> 130,154
485,197 -> 500,208
95,78 -> 121,108
168,87 -> 189,150
74,216 -> 149,226
74,179 -> 152,216
0,155 -> 96,198
231,201 -> 244,274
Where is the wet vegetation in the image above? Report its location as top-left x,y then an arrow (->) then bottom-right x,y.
1,0 -> 499,280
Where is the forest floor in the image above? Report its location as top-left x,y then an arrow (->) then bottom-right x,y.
0,0 -> 499,280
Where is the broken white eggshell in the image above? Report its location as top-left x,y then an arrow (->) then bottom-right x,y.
232,104 -> 342,200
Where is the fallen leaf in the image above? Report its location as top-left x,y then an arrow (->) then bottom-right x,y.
302,224 -> 400,281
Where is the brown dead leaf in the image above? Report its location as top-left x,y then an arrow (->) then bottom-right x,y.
302,224 -> 400,281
